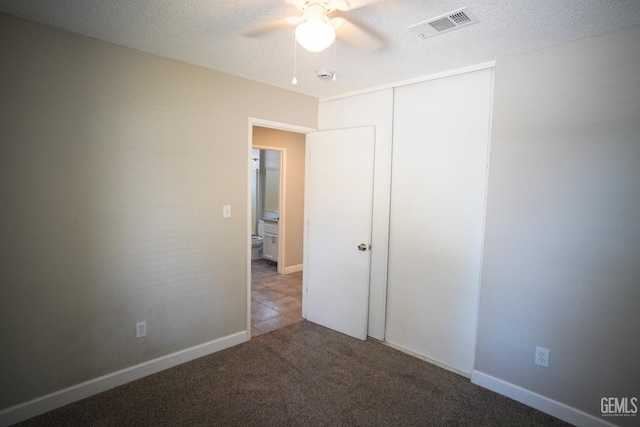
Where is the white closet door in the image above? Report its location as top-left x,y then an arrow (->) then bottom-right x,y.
385,69 -> 493,374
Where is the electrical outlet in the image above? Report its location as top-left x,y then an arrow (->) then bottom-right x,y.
535,346 -> 549,367
136,321 -> 146,338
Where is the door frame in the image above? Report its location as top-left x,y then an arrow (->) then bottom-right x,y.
247,118 -> 316,336
252,145 -> 285,270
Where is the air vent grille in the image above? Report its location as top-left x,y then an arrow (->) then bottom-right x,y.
450,11 -> 472,25
408,7 -> 480,40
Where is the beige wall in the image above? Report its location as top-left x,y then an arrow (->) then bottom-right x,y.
253,127 -> 306,270
475,25 -> 640,425
0,13 -> 317,410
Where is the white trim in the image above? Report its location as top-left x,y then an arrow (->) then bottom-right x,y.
301,134 -> 311,320
471,371 -> 619,427
319,61 -> 496,103
381,341 -> 471,379
0,331 -> 248,427
248,118 -> 316,135
470,68 -> 496,374
247,123 -> 254,334
282,264 -> 303,274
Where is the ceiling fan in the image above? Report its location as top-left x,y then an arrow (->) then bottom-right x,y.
244,0 -> 384,53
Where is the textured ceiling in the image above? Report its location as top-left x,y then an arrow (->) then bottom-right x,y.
1,0 -> 640,99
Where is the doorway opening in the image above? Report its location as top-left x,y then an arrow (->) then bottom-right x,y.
247,119 -> 315,337
251,147 -> 282,267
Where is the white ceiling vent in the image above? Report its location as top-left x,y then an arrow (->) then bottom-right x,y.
408,7 -> 480,40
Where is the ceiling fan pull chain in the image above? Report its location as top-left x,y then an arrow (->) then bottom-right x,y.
292,34 -> 298,85
333,39 -> 337,81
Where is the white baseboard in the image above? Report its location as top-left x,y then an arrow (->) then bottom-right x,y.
471,370 -> 618,427
283,264 -> 303,274
0,331 -> 249,427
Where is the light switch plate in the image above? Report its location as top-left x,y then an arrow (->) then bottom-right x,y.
223,205 -> 231,218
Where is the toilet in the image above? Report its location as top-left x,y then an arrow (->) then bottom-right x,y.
251,220 -> 264,260
251,235 -> 263,260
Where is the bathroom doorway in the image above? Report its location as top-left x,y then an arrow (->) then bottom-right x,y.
251,147 -> 282,266
247,120 -> 314,336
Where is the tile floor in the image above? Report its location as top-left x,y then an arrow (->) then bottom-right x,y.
251,259 -> 303,336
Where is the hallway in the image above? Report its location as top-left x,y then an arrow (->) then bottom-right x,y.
251,260 -> 303,336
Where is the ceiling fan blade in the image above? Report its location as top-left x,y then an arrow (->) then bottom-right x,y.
242,17 -> 303,38
331,17 -> 384,52
333,0 -> 381,12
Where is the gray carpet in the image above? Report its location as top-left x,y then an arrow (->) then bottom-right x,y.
17,321 -> 569,426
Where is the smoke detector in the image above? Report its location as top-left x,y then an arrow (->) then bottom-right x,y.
408,7 -> 480,40
316,69 -> 335,81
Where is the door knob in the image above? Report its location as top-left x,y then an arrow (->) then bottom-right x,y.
357,243 -> 368,251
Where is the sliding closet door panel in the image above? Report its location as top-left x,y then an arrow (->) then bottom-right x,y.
386,69 -> 493,374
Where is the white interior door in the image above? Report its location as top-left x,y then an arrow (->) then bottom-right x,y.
304,126 -> 375,341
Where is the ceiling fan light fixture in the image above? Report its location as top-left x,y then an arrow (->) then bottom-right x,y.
295,18 -> 335,52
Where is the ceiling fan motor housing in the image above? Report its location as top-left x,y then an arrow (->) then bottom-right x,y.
303,3 -> 331,20
300,1 -> 345,14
